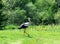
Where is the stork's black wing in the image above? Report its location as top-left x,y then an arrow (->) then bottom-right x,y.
18,23 -> 24,29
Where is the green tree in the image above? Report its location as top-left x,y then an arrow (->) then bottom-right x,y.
7,9 -> 26,25
54,8 -> 60,24
0,0 -> 7,30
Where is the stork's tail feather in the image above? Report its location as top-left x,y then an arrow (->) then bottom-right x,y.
18,27 -> 21,29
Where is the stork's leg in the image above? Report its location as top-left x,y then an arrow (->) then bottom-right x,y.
24,28 -> 29,36
24,28 -> 32,38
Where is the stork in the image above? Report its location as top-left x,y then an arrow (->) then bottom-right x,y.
18,17 -> 32,37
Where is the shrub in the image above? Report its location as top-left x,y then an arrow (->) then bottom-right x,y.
8,9 -> 26,25
54,8 -> 60,24
5,24 -> 18,30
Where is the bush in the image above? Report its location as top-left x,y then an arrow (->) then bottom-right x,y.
7,9 -> 26,25
37,10 -> 55,25
54,8 -> 60,24
0,0 -> 8,30
5,24 -> 18,30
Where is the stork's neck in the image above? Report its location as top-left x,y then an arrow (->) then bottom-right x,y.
28,19 -> 31,22
28,18 -> 31,24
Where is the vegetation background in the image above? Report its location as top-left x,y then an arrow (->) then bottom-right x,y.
0,0 -> 60,44
1,0 -> 60,27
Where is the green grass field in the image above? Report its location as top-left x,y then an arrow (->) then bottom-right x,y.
0,25 -> 60,44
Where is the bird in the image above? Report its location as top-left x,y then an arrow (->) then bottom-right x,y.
18,17 -> 32,38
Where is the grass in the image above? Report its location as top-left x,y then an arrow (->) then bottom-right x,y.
0,25 -> 60,44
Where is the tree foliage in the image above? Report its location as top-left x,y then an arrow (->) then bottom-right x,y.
1,0 -> 60,25
0,0 -> 8,30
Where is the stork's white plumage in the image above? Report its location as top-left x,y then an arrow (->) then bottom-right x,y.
24,22 -> 30,26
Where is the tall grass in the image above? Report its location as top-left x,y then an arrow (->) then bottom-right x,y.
0,25 -> 60,44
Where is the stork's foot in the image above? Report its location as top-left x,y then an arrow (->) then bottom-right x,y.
27,34 -> 32,38
24,32 -> 32,38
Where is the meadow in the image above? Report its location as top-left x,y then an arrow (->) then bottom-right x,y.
0,25 -> 60,44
